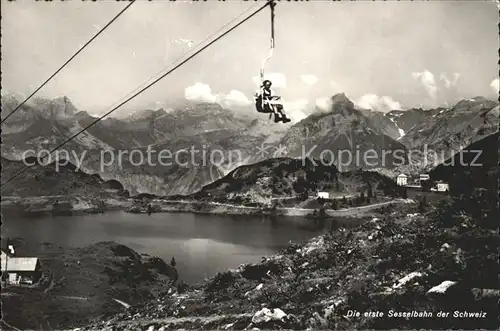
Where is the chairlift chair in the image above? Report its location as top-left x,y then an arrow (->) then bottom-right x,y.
254,0 -> 288,121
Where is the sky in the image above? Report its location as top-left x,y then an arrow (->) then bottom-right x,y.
1,0 -> 499,120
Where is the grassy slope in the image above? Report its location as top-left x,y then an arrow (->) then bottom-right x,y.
1,239 -> 176,330
429,131 -> 499,192
193,157 -> 403,205
80,192 -> 499,330
1,156 -> 127,198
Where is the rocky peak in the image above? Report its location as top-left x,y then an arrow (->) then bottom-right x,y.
326,93 -> 358,118
51,96 -> 78,116
330,93 -> 354,109
153,108 -> 167,117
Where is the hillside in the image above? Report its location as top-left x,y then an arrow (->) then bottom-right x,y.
86,128 -> 268,196
429,131 -> 499,193
80,193 -> 499,330
1,239 -> 177,330
279,94 -> 409,171
385,108 -> 441,134
1,156 -> 127,198
359,108 -> 401,140
1,157 -> 130,214
194,157 -> 402,204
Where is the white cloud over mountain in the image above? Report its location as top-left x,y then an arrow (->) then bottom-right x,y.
490,78 -> 499,94
356,94 -> 403,113
223,89 -> 252,108
300,74 -> 319,86
440,72 -> 460,88
284,98 -> 309,123
184,82 -> 217,103
412,70 -> 437,101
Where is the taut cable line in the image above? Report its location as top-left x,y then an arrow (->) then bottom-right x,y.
1,1 -> 271,188
1,1 -> 137,125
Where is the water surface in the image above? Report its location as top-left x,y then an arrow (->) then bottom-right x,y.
2,211 -> 322,283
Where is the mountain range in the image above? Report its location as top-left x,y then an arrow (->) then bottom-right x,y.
397,97 -> 499,169
1,92 -> 498,196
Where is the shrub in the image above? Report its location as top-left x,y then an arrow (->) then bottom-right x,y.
205,271 -> 237,294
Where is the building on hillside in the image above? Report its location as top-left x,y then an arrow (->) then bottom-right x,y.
316,192 -> 330,199
437,182 -> 449,192
405,174 -> 422,187
396,174 -> 408,186
419,174 -> 430,181
436,181 -> 450,192
430,181 -> 450,193
1,250 -> 42,285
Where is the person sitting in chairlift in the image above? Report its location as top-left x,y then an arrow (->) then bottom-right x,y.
257,80 -> 291,123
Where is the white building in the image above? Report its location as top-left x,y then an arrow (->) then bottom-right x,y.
436,182 -> 449,192
317,192 -> 329,199
396,174 -> 408,186
1,250 -> 41,285
419,174 -> 430,181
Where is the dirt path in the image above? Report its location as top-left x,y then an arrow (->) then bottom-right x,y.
276,199 -> 404,216
113,313 -> 253,329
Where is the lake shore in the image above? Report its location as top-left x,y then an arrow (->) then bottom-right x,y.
138,199 -> 409,217
0,195 -> 411,218
0,195 -> 133,216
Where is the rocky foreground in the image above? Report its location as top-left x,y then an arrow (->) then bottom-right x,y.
79,195 -> 499,330
1,241 -> 177,330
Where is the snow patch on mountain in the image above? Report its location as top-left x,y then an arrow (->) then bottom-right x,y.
387,116 -> 405,140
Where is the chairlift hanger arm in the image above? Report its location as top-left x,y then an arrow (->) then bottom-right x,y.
270,0 -> 275,49
260,0 -> 276,82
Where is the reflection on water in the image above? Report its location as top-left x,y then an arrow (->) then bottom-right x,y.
2,211 -> 322,283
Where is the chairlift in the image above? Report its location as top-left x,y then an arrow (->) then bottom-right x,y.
254,0 -> 290,123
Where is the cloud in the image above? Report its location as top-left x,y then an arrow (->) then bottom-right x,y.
300,74 -> 319,86
330,80 -> 341,92
252,72 -> 287,89
412,70 -> 437,101
355,94 -> 403,113
184,82 -> 217,103
315,97 -> 333,113
173,38 -> 194,48
440,72 -> 460,88
223,89 -> 252,108
490,78 -> 499,94
284,98 -> 310,123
